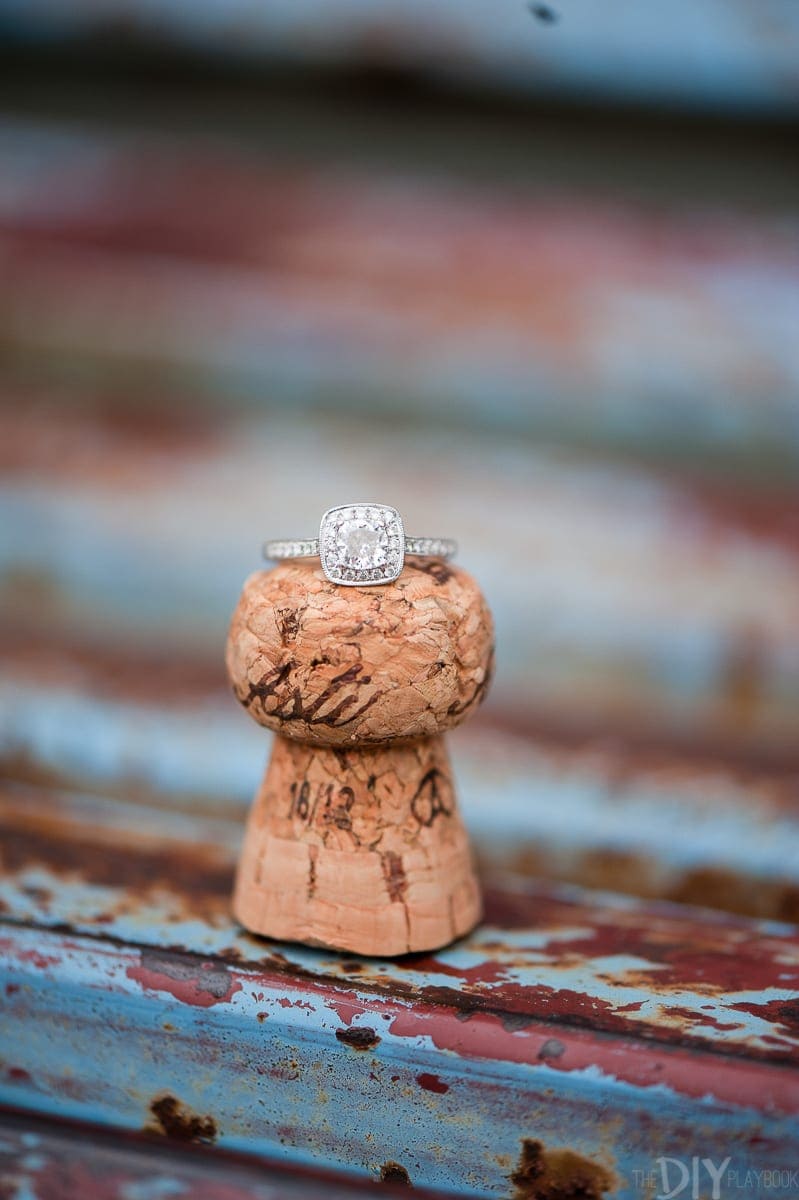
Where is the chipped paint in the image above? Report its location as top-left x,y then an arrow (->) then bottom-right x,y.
127,949 -> 243,1010
0,1110 -> 386,1199
2,922 -> 799,1196
2,793 -> 799,1073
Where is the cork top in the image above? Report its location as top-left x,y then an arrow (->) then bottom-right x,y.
226,559 -> 494,746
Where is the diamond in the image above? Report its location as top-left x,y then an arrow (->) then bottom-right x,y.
320,503 -> 404,587
336,519 -> 388,570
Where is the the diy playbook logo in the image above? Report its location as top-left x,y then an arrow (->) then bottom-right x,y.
632,1157 -> 799,1198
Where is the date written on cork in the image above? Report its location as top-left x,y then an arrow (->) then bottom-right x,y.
288,780 -> 356,830
287,769 -> 452,830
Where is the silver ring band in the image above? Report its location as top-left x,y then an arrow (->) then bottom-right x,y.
263,538 -> 320,560
263,503 -> 456,587
263,536 -> 457,561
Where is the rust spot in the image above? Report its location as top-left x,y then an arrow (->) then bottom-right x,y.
416,1072 -> 449,1094
335,1026 -> 380,1051
510,1139 -> 615,1200
379,1162 -> 411,1185
147,1094 -> 218,1144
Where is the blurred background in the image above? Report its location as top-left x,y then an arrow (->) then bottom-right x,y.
1,1 -> 798,921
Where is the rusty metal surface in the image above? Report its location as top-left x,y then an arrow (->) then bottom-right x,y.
2,673 -> 799,1194
0,1109 -> 424,1198
2,657 -> 799,923
1,68 -> 798,1200
2,1 -> 799,114
0,121 -> 798,472
3,785 -> 799,1069
2,873 -> 799,1195
0,117 -> 797,763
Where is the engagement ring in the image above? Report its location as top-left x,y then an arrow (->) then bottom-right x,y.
263,503 -> 456,587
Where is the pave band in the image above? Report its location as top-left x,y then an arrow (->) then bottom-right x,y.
263,538 -> 321,560
263,503 -> 456,587
404,537 -> 457,558
264,536 -> 457,561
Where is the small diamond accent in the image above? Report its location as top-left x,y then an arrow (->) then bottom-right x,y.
320,503 -> 404,586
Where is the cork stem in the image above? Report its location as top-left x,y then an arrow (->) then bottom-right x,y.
233,734 -> 482,955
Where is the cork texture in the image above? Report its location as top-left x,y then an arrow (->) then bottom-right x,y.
233,735 -> 482,955
227,557 -> 493,954
226,560 -> 494,746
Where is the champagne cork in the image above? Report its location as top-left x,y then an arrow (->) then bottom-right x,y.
226,558 -> 494,955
